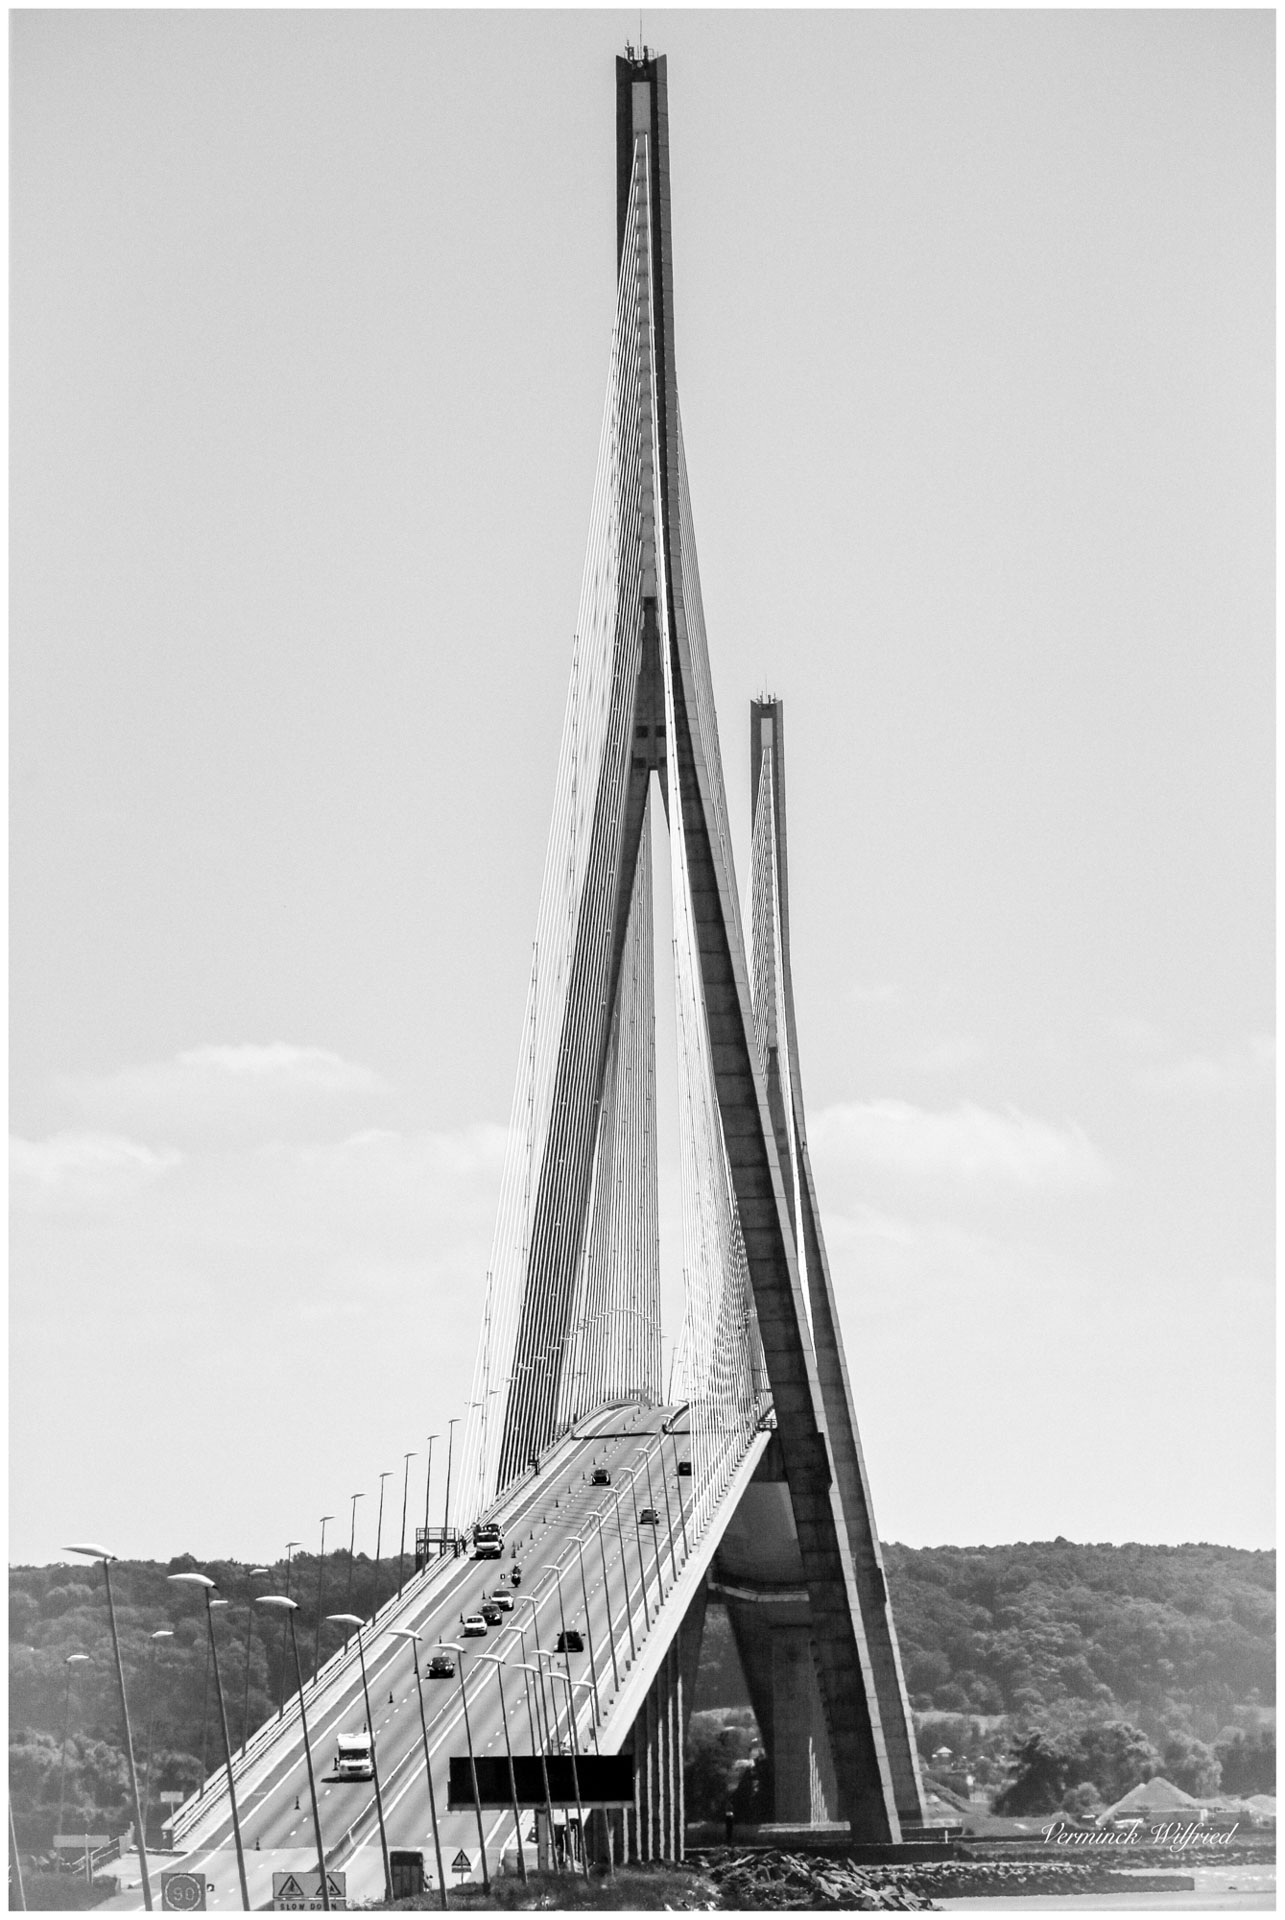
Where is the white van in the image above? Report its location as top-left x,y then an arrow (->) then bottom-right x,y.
334,1732 -> 374,1781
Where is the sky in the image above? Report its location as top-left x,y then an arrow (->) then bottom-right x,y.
10,9 -> 1274,1568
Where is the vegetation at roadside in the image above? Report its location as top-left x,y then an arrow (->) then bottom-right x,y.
10,1538 -> 1274,1852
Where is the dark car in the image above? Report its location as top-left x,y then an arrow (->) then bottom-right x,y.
480,1602 -> 503,1626
677,1459 -> 692,1477
555,1629 -> 585,1654
427,1653 -> 455,1680
591,1467 -> 611,1485
639,1507 -> 660,1525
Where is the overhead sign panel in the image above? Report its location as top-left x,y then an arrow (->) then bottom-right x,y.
448,1754 -> 634,1807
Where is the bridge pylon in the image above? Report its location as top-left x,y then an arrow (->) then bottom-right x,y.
461,50 -> 925,1844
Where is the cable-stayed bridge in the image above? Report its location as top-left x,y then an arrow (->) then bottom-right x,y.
151,49 -> 923,1909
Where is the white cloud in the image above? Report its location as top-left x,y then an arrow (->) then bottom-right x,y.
810,1099 -> 1110,1193
56,1043 -> 391,1143
10,1119 -> 509,1560
11,1130 -> 183,1210
1138,1033 -> 1274,1096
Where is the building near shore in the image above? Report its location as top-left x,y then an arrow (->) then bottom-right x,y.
1098,1777 -> 1207,1829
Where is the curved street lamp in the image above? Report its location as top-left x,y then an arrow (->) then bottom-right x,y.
437,1642 -> 490,1888
56,1654 -> 91,1846
63,1545 -> 152,1912
536,1656 -> 589,1877
422,1434 -> 439,1566
343,1495 -> 366,1634
256,1596 -> 329,1912
314,1518 -> 335,1679
504,1655 -> 561,1876
278,1544 -> 302,1721
374,1473 -> 392,1588
326,1616 -> 390,1905
471,1653 -> 527,1883
241,1570 -> 270,1757
167,1575 -> 249,1912
397,1455 -> 416,1597
141,1632 -> 173,1834
385,1628 -> 448,1909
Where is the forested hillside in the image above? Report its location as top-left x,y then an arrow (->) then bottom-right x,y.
11,1539 -> 1275,1845
881,1540 -> 1274,1741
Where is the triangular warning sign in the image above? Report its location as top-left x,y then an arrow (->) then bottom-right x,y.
276,1875 -> 305,1897
325,1876 -> 345,1897
451,1849 -> 471,1872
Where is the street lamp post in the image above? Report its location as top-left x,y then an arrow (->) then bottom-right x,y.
326,1616 -> 391,1905
668,1430 -> 690,1558
570,1534 -> 603,1727
442,1419 -> 459,1547
64,1546 -> 153,1912
473,1654 -> 527,1883
374,1473 -> 392,1592
278,1544 -> 302,1720
606,1486 -> 638,1661
540,1661 -> 589,1877
508,1656 -> 560,1877
653,1446 -> 680,1583
625,1469 -> 654,1629
344,1494 -> 365,1639
240,1570 -> 270,1756
644,1452 -> 672,1593
586,1511 -> 620,1690
397,1454 -> 416,1596
314,1517 -> 334,1680
167,1575 -> 250,1912
141,1632 -> 172,1834
386,1628 -> 449,1910
437,1642 -> 489,1889
538,1562 -> 572,1659
56,1654 -> 90,1847
422,1435 -> 438,1565
257,1597 -> 329,1912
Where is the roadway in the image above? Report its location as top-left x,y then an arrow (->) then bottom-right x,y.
123,1402 -> 696,1909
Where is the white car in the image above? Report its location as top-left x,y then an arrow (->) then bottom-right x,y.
490,1590 -> 516,1612
462,1614 -> 488,1637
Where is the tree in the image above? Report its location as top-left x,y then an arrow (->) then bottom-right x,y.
1062,1782 -> 1103,1820
1076,1722 -> 1160,1804
995,1720 -> 1160,1816
9,1730 -> 130,1850
1161,1732 -> 1221,1798
994,1730 -> 1079,1814
1215,1728 -> 1275,1796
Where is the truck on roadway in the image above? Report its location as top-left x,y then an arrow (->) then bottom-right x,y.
333,1732 -> 375,1781
471,1521 -> 505,1560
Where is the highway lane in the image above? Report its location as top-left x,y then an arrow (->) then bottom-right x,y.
151,1402 -> 695,1908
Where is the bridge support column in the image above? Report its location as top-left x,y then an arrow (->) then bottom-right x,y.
625,1638 -> 685,1861
772,1626 -> 837,1823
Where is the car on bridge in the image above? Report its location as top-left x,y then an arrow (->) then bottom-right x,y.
427,1652 -> 455,1679
462,1614 -> 488,1637
480,1602 -> 503,1626
555,1629 -> 585,1653
591,1467 -> 611,1485
678,1459 -> 692,1476
490,1589 -> 515,1611
639,1507 -> 660,1525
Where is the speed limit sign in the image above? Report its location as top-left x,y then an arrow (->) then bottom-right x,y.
161,1870 -> 207,1911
